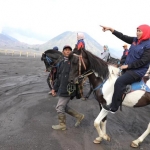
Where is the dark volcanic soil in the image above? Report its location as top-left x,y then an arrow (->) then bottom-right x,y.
0,54 -> 150,150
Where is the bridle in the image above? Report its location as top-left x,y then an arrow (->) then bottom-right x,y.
72,53 -> 93,83
67,52 -> 93,95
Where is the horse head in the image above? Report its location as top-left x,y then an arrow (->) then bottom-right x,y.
68,47 -> 109,84
41,49 -> 63,72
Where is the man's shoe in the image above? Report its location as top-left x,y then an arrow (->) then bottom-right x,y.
102,104 -> 111,111
109,108 -> 117,114
109,109 -> 116,114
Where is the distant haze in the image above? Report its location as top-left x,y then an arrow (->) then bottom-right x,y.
0,31 -> 122,58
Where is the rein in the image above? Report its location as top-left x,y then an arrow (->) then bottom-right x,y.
76,70 -> 93,84
73,54 -> 86,75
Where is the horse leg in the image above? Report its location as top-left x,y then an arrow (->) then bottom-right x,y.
101,118 -> 110,140
93,108 -> 109,144
94,103 -> 110,143
94,118 -> 111,144
131,122 -> 150,148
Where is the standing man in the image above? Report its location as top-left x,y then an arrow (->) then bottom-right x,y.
51,45 -> 84,130
119,44 -> 129,66
100,45 -> 110,62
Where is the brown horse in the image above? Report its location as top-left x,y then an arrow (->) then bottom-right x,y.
68,47 -> 150,148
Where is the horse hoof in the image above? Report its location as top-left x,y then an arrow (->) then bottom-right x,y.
93,137 -> 102,144
103,134 -> 111,141
93,139 -> 101,144
130,142 -> 139,148
106,136 -> 111,141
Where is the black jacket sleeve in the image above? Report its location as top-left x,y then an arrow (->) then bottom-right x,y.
128,49 -> 150,69
112,30 -> 135,44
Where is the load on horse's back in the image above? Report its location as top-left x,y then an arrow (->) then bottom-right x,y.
41,49 -> 63,93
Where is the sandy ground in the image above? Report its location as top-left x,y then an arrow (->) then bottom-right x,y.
0,53 -> 150,150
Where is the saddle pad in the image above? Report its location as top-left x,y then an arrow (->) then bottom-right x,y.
131,80 -> 150,92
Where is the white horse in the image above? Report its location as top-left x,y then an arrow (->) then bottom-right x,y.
68,48 -> 150,148
94,65 -> 150,148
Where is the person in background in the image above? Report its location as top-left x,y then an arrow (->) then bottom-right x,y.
100,24 -> 150,113
47,46 -> 59,95
119,44 -> 129,66
51,45 -> 84,130
100,45 -> 110,62
76,32 -> 85,50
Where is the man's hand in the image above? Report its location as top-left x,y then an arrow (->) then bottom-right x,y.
120,65 -> 128,70
51,89 -> 56,96
100,25 -> 114,33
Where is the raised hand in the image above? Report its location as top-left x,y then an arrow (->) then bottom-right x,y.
100,25 -> 114,33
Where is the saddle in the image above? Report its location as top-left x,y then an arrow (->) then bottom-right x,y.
125,78 -> 150,94
119,78 -> 150,111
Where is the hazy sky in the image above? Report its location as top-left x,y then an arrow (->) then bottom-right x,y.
0,0 -> 150,51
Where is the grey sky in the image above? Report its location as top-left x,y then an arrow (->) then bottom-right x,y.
0,0 -> 150,51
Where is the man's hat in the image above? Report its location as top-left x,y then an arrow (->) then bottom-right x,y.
63,45 -> 72,51
53,46 -> 59,51
123,44 -> 128,47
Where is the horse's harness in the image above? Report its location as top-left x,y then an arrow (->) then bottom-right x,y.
72,53 -> 94,83
67,53 -> 93,95
67,53 -> 106,95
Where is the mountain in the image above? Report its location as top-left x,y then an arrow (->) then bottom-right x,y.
38,31 -> 103,56
0,34 -> 39,51
0,31 -> 121,58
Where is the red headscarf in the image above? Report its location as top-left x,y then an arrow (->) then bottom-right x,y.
137,24 -> 150,44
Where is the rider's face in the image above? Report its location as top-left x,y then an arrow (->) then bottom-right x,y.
63,48 -> 72,57
136,28 -> 143,39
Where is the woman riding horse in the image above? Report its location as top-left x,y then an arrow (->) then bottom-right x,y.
101,24 -> 150,113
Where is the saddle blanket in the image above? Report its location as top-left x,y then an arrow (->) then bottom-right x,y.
131,80 -> 150,92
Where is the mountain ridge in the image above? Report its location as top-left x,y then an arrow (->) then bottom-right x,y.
0,32 -> 121,58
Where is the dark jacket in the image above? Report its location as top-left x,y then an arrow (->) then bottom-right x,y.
120,49 -> 129,65
113,30 -> 150,78
53,59 -> 70,97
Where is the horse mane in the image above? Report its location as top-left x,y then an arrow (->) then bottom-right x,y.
107,55 -> 120,65
83,49 -> 109,79
45,49 -> 62,55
